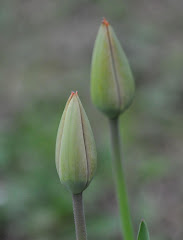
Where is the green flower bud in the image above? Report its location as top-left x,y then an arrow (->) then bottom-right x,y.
55,92 -> 97,194
91,18 -> 135,119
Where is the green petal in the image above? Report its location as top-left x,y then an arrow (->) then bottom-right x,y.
59,95 -> 87,194
77,95 -> 97,184
55,94 -> 73,173
109,25 -> 135,113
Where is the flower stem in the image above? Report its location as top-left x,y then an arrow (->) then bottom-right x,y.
109,118 -> 134,240
72,193 -> 87,240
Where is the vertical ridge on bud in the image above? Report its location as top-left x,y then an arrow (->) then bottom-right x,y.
55,92 -> 97,194
77,96 -> 97,185
60,94 -> 87,193
77,96 -> 90,189
104,20 -> 122,109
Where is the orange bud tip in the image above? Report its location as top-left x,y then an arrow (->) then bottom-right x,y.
69,91 -> 76,100
102,17 -> 109,27
75,91 -> 78,95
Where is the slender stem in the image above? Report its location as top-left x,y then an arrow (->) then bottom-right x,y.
72,192 -> 87,240
109,118 -> 134,240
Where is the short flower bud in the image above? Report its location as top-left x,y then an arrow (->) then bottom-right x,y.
91,18 -> 135,119
55,92 -> 97,194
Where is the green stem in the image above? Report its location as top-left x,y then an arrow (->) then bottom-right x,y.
72,192 -> 87,240
109,118 -> 134,240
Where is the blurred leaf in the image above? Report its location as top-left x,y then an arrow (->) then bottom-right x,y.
137,220 -> 150,240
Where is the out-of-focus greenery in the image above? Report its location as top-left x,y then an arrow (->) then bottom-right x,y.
0,1 -> 183,240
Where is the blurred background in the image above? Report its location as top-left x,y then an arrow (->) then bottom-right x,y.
0,0 -> 183,240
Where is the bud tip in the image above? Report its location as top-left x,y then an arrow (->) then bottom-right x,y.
70,91 -> 79,98
102,17 -> 109,27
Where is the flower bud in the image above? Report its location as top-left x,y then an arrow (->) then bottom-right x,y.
91,18 -> 135,119
55,92 -> 97,194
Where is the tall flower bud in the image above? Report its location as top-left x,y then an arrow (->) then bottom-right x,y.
91,18 -> 135,119
55,92 -> 97,194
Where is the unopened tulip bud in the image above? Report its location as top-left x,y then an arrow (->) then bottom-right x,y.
55,92 -> 97,194
91,18 -> 135,119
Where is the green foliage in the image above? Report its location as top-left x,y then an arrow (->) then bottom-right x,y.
137,221 -> 150,240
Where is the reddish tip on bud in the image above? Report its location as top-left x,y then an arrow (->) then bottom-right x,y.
102,17 -> 109,27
